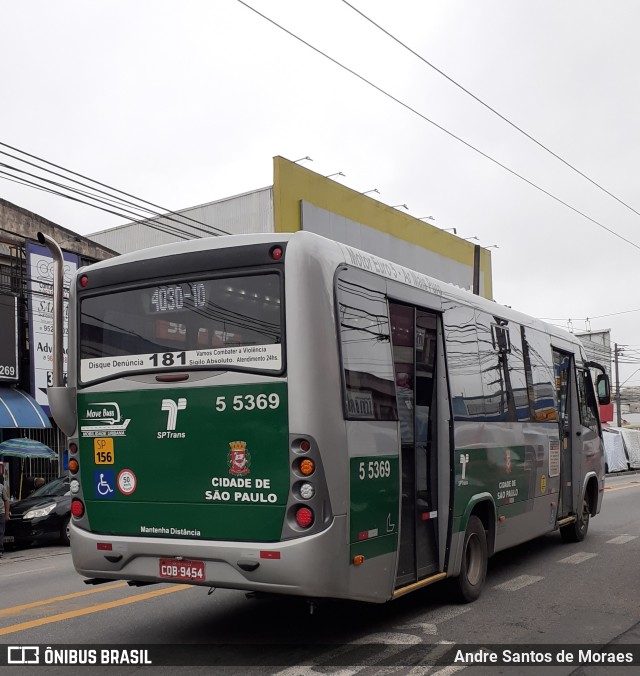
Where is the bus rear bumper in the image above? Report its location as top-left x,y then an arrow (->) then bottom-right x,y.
70,517 -> 351,599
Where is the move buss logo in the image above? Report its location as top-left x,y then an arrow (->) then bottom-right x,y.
80,401 -> 131,437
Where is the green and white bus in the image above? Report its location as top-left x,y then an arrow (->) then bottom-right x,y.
42,230 -> 610,604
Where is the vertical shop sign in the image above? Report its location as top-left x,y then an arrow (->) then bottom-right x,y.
26,242 -> 78,413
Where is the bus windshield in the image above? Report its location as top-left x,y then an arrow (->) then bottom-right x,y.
79,273 -> 283,383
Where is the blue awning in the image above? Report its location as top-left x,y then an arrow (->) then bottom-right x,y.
0,388 -> 51,429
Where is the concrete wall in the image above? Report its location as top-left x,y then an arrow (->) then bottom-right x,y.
273,156 -> 493,299
0,198 -> 117,260
89,187 -> 274,254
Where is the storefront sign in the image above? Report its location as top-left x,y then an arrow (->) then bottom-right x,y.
0,295 -> 18,382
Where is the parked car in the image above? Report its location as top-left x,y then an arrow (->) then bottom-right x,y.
4,475 -> 70,548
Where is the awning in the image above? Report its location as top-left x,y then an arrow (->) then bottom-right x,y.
0,388 -> 52,429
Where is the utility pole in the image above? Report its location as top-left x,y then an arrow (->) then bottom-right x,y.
615,343 -> 622,427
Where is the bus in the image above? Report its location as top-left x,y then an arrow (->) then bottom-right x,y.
41,230 -> 610,604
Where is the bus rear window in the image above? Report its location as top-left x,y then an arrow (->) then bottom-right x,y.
80,273 -> 282,383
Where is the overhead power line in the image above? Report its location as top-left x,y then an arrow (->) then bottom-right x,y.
236,1 -> 640,253
0,168 -> 191,242
0,159 -> 224,241
540,307 -> 640,322
341,0 -> 640,220
0,140 -> 232,238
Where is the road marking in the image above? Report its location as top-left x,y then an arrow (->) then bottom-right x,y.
558,552 -> 597,564
607,535 -> 638,544
398,607 -> 471,636
1,565 -> 55,579
273,641 -> 458,676
0,582 -> 127,617
274,667 -> 361,676
405,642 -> 461,675
604,482 -> 640,493
0,581 -> 127,617
351,632 -> 423,645
0,584 -> 190,635
494,575 -> 543,591
400,623 -> 438,635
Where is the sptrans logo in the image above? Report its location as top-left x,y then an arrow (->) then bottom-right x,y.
158,398 -> 187,439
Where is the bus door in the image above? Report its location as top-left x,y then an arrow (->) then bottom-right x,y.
554,349 -> 576,518
390,302 -> 439,587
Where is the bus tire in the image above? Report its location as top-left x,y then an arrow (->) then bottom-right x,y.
454,515 -> 487,603
60,516 -> 71,546
560,496 -> 590,543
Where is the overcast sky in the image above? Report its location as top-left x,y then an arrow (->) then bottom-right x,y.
2,1 -> 640,384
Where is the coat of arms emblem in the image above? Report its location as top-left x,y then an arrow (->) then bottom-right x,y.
228,440 -> 251,476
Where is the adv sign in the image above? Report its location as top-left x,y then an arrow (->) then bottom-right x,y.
26,242 -> 78,413
0,295 -> 18,382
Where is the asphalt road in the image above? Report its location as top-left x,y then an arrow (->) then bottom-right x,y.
2,472 -> 640,675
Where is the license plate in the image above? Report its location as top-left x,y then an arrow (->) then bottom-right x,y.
159,558 -> 205,581
3,535 -> 14,543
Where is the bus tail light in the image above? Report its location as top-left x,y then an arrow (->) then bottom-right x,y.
269,246 -> 283,261
299,482 -> 315,500
295,507 -> 314,528
69,442 -> 78,454
71,499 -> 85,518
285,434 -> 332,538
297,458 -> 315,476
68,458 -> 79,474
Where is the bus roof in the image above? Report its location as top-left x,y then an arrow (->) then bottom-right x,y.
81,230 -> 583,353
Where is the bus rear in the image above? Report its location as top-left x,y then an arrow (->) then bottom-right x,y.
62,235 -> 340,596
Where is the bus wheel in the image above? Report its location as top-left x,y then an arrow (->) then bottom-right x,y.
454,515 -> 487,603
60,517 -> 71,546
560,496 -> 590,543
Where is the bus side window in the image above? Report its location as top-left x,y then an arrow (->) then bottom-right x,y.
522,326 -> 558,422
336,268 -> 397,421
578,369 -> 600,433
442,301 -> 485,421
390,303 -> 415,444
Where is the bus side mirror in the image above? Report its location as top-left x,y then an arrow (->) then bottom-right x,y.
596,374 -> 611,405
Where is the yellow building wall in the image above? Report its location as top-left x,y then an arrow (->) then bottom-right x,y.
272,156 -> 493,299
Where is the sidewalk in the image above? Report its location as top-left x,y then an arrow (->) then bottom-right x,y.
606,468 -> 640,478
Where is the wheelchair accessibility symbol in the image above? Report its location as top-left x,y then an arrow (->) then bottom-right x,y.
94,470 -> 116,498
